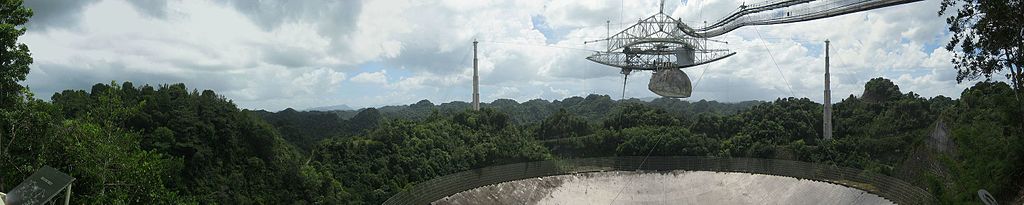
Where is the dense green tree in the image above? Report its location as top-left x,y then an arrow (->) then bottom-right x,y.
348,107 -> 382,132
615,126 -> 718,157
537,109 -> 592,140
310,110 -> 550,204
45,82 -> 332,204
602,102 -> 680,130
52,120 -> 187,204
0,0 -> 32,108
735,97 -> 820,144
254,108 -> 348,151
939,0 -> 1023,90
2,82 -> 189,204
0,92 -> 59,191
939,0 -> 1024,136
935,81 -> 1024,203
2,68 -> 1020,204
861,77 -> 903,103
0,0 -> 36,192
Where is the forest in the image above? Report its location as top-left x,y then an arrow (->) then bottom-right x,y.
1,77 -> 1021,204
2,0 -> 1023,204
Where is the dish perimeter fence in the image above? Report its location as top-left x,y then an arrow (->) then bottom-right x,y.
383,156 -> 936,205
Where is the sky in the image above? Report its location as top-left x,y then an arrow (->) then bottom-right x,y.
17,0 -> 991,111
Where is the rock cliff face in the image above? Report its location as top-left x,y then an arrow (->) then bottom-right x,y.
894,119 -> 956,193
434,171 -> 893,205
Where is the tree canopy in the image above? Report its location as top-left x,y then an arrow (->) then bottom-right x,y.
0,0 -> 32,107
939,0 -> 1023,89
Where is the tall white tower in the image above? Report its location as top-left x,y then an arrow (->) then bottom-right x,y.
823,40 -> 833,140
472,40 -> 480,111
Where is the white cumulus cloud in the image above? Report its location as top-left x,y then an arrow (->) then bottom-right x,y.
351,70 -> 389,84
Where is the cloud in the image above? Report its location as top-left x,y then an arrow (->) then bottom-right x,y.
19,0 -> 971,110
126,0 -> 170,18
351,70 -> 389,84
214,0 -> 361,33
23,0 -> 101,30
23,0 -> 174,31
214,0 -> 362,62
20,0 -> 353,110
488,86 -> 522,99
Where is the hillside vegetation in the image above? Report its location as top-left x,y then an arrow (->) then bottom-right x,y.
5,77 -> 1017,204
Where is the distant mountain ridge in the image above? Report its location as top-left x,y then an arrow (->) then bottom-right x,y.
321,95 -> 765,124
306,104 -> 355,111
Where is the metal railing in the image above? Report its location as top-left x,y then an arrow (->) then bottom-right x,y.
383,156 -> 935,205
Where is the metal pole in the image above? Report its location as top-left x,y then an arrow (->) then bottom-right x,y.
659,0 -> 665,13
823,40 -> 833,140
472,40 -> 480,111
63,183 -> 71,205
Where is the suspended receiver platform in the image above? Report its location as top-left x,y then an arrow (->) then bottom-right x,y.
585,0 -> 922,98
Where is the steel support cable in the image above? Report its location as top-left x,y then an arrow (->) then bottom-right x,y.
754,27 -> 797,97
693,0 -> 710,90
479,39 -> 600,106
828,44 -> 847,134
441,44 -> 473,107
607,93 -> 685,204
692,59 -> 713,91
752,28 -> 826,142
473,40 -> 600,120
698,0 -> 705,21
479,41 -> 600,52
608,132 -> 665,204
620,0 -> 625,26
608,63 -> 714,204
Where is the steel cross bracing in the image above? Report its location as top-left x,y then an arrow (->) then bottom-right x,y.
586,13 -> 736,71
601,13 -> 693,53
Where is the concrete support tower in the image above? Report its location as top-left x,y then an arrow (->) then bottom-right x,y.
823,40 -> 833,140
472,40 -> 480,111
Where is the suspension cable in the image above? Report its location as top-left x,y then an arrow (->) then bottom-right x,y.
478,41 -> 600,52
693,60 -> 713,90
754,27 -> 797,97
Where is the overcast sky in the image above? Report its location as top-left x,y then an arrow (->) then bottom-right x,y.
18,0 -> 988,111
